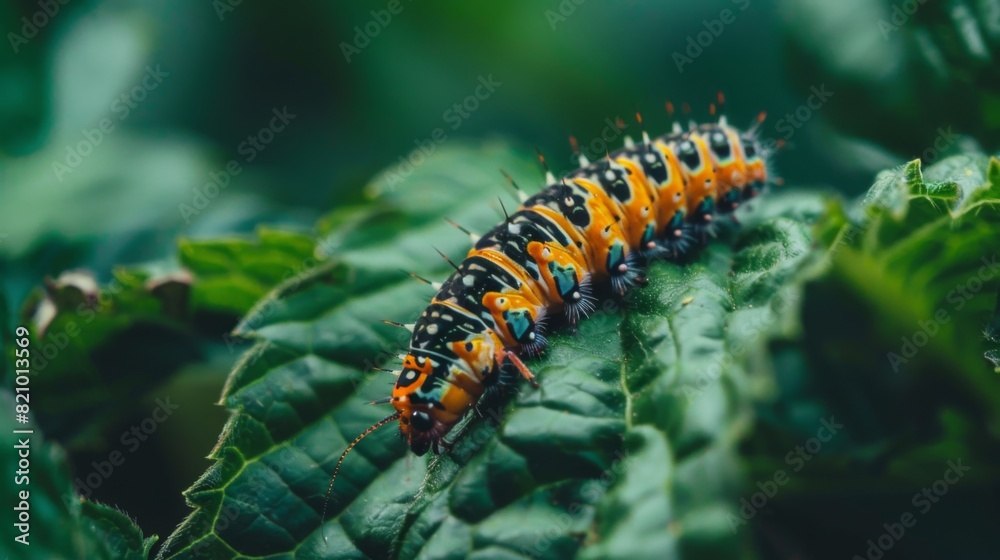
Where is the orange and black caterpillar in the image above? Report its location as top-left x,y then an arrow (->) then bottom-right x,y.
322,101 -> 772,523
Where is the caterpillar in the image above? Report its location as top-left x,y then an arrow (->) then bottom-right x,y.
321,99 -> 772,527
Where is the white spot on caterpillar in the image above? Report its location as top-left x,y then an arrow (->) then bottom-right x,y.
573,292 -> 581,300
405,370 -> 417,380
426,324 -> 439,335
462,275 -> 475,287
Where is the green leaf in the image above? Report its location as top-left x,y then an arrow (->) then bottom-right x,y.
781,0 -> 1000,158
0,2 -> 48,154
745,154 -> 1000,559
179,227 -> 318,317
156,142 -> 826,559
817,156 -> 1000,398
79,501 -> 159,560
0,391 -> 155,559
5,223 -> 323,450
9,268 -> 202,448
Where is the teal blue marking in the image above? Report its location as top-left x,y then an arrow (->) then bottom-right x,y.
549,262 -> 578,298
670,209 -> 685,229
642,223 -> 656,245
607,242 -> 625,271
505,309 -> 531,340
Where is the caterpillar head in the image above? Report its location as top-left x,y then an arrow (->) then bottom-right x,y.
391,315 -> 499,456
395,403 -> 445,456
390,352 -> 459,456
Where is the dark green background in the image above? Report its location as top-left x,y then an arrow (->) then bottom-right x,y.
2,0 -> 998,558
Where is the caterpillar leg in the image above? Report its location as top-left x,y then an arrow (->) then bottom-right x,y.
476,365 -> 520,420
475,349 -> 536,422
502,348 -> 539,388
563,276 -> 596,325
691,221 -> 718,246
609,251 -> 645,296
658,224 -> 696,260
519,330 -> 548,358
